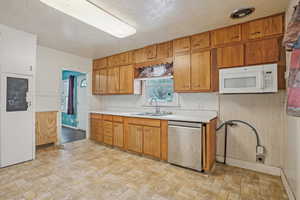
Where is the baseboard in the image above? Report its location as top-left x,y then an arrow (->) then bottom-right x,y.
280,169 -> 296,200
216,156 -> 281,176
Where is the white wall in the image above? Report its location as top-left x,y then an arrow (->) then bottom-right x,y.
35,46 -> 95,142
77,74 -> 88,131
283,0 -> 300,198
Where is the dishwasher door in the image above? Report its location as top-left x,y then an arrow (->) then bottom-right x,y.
168,122 -> 202,171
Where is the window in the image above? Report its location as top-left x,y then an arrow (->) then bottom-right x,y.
143,78 -> 179,106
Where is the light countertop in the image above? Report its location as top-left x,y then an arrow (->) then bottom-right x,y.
90,110 -> 217,123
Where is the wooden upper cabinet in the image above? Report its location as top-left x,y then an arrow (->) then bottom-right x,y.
174,54 -> 191,91
143,126 -> 161,158
244,14 -> 284,40
92,70 -> 100,94
119,65 -> 134,94
191,51 -> 211,90
127,124 -> 143,153
99,69 -> 107,94
93,58 -> 107,69
107,67 -> 120,94
211,25 -> 241,46
191,32 -> 210,51
113,122 -> 124,148
108,51 -> 134,67
157,41 -> 173,59
245,38 -> 279,65
134,48 -> 147,63
217,44 -> 244,68
173,37 -> 191,56
145,45 -> 157,61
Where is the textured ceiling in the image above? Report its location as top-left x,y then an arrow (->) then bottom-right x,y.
0,0 -> 289,59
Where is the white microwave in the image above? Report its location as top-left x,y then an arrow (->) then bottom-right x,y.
219,64 -> 278,94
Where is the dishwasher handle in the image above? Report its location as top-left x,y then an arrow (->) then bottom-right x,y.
168,120 -> 202,128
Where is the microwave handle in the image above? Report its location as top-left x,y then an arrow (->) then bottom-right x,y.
259,71 -> 265,89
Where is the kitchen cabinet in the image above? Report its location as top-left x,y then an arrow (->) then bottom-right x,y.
93,69 -> 107,94
145,45 -> 157,61
174,54 -> 191,91
157,41 -> 173,59
113,122 -> 124,148
108,51 -> 133,67
245,38 -> 279,65
127,124 -> 143,153
173,37 -> 191,56
103,120 -> 113,145
143,126 -> 161,158
191,51 -> 211,90
92,70 -> 100,94
243,14 -> 284,40
93,58 -> 107,69
119,65 -> 134,94
134,48 -> 147,63
211,25 -> 241,46
36,111 -> 57,146
217,44 -> 244,68
107,67 -> 120,94
90,114 -> 103,142
191,32 -> 210,51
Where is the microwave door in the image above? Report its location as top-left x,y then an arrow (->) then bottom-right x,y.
221,71 -> 263,93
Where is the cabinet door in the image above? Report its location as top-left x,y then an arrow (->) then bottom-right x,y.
92,70 -> 100,94
107,67 -> 120,94
245,38 -> 279,65
173,37 -> 191,56
127,124 -> 143,153
244,19 -> 264,40
143,126 -> 161,158
134,48 -> 147,63
99,69 -> 107,94
145,45 -> 157,61
113,122 -> 124,148
94,58 -> 107,69
157,41 -> 173,59
217,44 -> 244,68
90,118 -> 102,142
211,25 -> 241,46
191,32 -> 210,50
263,15 -> 283,37
174,54 -> 191,91
103,121 -> 113,145
191,51 -> 211,90
119,65 -> 134,94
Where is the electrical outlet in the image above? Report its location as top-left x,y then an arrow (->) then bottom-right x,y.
256,146 -> 265,154
256,154 -> 265,164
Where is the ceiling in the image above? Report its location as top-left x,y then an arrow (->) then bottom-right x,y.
0,0 -> 289,59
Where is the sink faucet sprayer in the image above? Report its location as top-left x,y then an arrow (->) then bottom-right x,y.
150,97 -> 160,114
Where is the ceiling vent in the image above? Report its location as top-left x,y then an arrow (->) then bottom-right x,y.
230,7 -> 255,19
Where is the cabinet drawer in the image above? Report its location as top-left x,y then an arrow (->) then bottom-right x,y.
113,116 -> 123,122
90,114 -> 102,119
104,136 -> 113,145
126,117 -> 161,127
103,115 -> 113,121
103,121 -> 113,136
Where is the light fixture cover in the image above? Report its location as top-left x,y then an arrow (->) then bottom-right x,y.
39,0 -> 136,38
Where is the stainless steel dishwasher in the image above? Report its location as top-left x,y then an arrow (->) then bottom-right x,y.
168,121 -> 202,171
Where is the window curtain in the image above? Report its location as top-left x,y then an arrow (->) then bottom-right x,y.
67,75 -> 75,115
284,1 -> 300,116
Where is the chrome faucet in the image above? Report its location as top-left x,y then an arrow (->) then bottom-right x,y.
150,97 -> 160,114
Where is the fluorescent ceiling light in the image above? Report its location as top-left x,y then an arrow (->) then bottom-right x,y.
39,0 -> 136,38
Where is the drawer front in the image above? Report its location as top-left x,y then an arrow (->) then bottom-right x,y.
104,136 -> 113,145
126,117 -> 161,127
90,113 -> 102,119
113,116 -> 123,122
103,115 -> 113,121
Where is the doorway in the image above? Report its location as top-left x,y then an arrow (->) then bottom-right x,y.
61,70 -> 87,144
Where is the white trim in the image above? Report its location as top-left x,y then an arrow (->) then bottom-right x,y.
62,124 -> 79,130
280,169 -> 296,200
216,156 -> 281,176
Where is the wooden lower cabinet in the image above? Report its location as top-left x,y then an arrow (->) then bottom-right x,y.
113,122 -> 124,148
143,126 -> 161,158
36,111 -> 58,146
90,114 -> 216,172
127,124 -> 143,153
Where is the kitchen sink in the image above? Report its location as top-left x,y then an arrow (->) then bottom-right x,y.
134,111 -> 173,117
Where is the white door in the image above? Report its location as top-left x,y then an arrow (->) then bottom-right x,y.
0,73 -> 34,167
77,75 -> 87,131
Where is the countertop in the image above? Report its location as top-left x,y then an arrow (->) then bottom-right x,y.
90,110 -> 217,123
